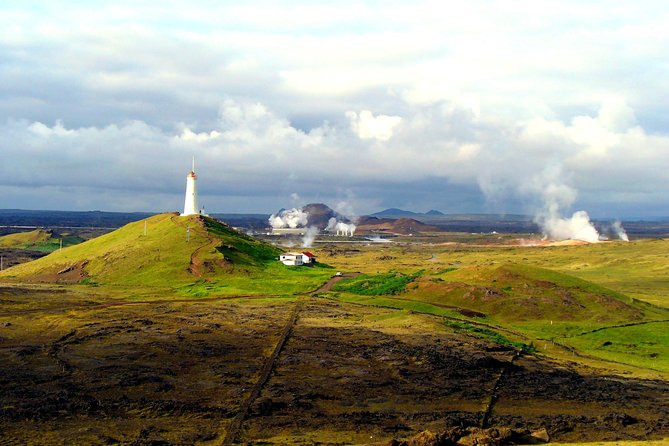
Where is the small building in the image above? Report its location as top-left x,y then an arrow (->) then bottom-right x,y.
302,251 -> 316,264
271,228 -> 307,236
280,252 -> 316,266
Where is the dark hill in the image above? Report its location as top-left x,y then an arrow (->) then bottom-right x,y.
302,203 -> 340,228
371,208 -> 418,217
271,203 -> 354,229
356,216 -> 441,235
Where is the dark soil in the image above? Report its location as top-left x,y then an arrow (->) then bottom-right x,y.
0,248 -> 48,269
0,291 -> 667,445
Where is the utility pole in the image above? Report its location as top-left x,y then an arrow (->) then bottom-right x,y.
0,255 -> 3,271
186,225 -> 190,242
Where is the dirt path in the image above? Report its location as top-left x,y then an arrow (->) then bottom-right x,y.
310,272 -> 360,293
222,297 -> 305,445
480,350 -> 523,428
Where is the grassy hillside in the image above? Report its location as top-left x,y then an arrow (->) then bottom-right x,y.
318,238 -> 669,308
0,213 -> 332,294
0,229 -> 51,248
424,263 -> 654,324
0,229 -> 85,252
328,260 -> 669,373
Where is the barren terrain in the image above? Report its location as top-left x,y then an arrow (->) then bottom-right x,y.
1,286 -> 667,444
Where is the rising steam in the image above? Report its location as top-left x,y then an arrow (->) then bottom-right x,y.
326,217 -> 356,236
268,208 -> 308,229
537,210 -> 600,243
301,226 -> 319,248
532,183 -> 629,243
611,220 -> 629,241
531,168 -> 600,243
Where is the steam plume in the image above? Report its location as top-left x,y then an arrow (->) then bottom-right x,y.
326,217 -> 356,236
612,220 -> 629,242
538,210 -> 600,243
269,208 -> 308,229
301,226 -> 319,248
531,168 -> 600,243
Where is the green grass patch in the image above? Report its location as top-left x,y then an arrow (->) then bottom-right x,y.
326,293 -> 463,319
435,267 -> 458,275
333,270 -> 423,295
80,277 -> 99,287
564,321 -> 669,372
203,217 -> 281,266
445,320 -> 536,352
174,262 -> 334,297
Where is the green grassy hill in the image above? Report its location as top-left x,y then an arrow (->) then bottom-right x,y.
331,263 -> 669,372
0,229 -> 54,250
420,263 -> 653,325
0,228 -> 85,252
0,213 -> 332,294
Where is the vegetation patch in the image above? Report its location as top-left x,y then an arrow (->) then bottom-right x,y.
445,320 -> 536,352
326,293 -> 463,319
564,321 -> 669,372
435,267 -> 458,275
333,270 -> 423,295
204,217 -> 281,266
0,230 -> 84,253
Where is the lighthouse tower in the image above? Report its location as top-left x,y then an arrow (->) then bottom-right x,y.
182,157 -> 199,216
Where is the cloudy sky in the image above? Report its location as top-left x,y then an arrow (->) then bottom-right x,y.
1,0 -> 668,217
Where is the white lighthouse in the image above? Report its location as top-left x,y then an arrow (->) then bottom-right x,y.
181,157 -> 199,216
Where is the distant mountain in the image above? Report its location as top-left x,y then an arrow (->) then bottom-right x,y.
269,203 -> 353,229
356,216 -> 442,235
302,203 -> 341,228
371,208 -> 418,217
371,208 -> 446,217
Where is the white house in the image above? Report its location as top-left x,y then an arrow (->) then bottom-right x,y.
280,251 -> 317,266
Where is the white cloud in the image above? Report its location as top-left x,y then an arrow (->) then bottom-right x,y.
0,96 -> 667,215
0,1 -> 668,215
346,110 -> 402,141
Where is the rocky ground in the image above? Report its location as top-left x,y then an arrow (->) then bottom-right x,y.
0,289 -> 667,445
0,248 -> 47,269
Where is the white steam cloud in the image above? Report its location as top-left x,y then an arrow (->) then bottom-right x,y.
269,208 -> 309,229
531,168 -> 600,243
539,210 -> 600,243
301,226 -> 319,248
611,220 -> 629,242
326,217 -> 356,236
